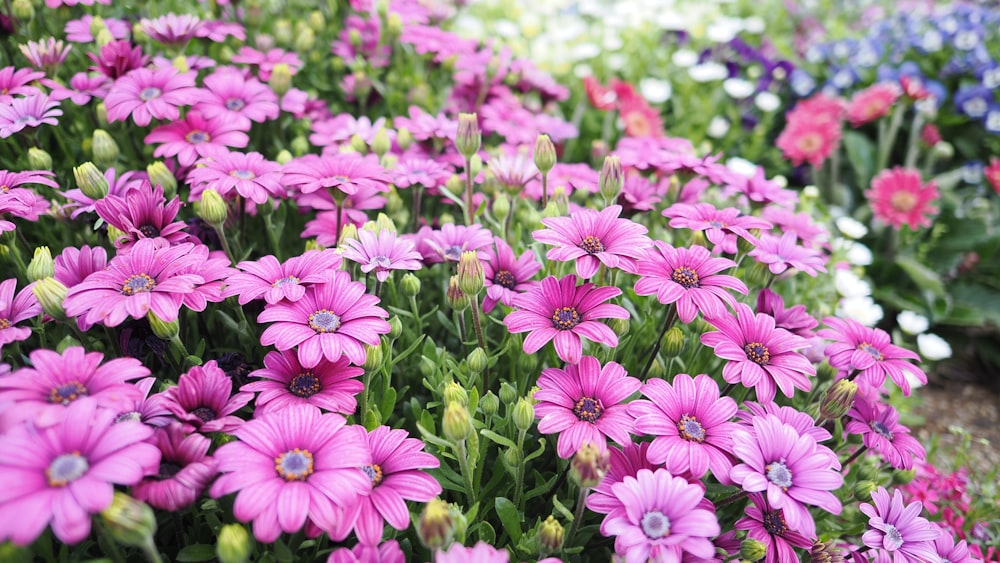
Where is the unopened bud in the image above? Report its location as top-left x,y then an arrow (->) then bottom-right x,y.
467,347 -> 488,374
443,381 -> 468,407
541,200 -> 560,219
275,149 -> 293,165
443,401 -> 472,442
308,10 -> 326,32
662,326 -> 684,357
455,113 -> 481,159
147,311 -> 179,340
338,223 -> 359,247
28,147 -> 52,170
599,156 -> 623,202
810,540 -> 845,563
92,130 -> 119,168
893,469 -> 917,485
269,63 -> 292,96
273,20 -> 293,45
512,397 -> 534,432
363,343 -> 384,371
854,480 -> 878,502
533,134 -> 556,173
95,102 -> 108,124
146,161 -> 177,198
745,261 -> 771,287
931,141 -> 954,161
820,379 -> 857,421
26,247 -> 54,282
504,445 -> 524,468
12,0 -> 32,20
32,277 -> 67,319
457,251 -> 484,296
400,273 -> 421,297
608,318 -> 630,338
740,539 -> 767,562
73,162 -> 109,200
294,27 -> 315,53
290,135 -> 310,156
570,443 -> 610,486
388,316 -> 403,340
418,499 -> 455,551
517,350 -> 538,372
386,13 -> 403,40
499,382 -> 517,405
480,391 -> 499,416
538,515 -> 564,553
396,128 -> 413,151
647,359 -> 666,379
99,492 -> 157,548
196,189 -> 228,227
447,275 -> 469,311
216,523 -> 253,563
350,133 -> 368,154
371,128 -> 391,158
493,193 -> 510,222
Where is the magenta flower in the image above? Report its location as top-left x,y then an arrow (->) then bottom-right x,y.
146,110 -> 249,167
187,150 -> 285,204
860,487 -> 941,563
172,244 -> 234,312
487,152 -> 538,190
761,207 -> 828,248
730,414 -> 843,539
231,46 -> 303,81
44,71 -> 112,106
225,249 -> 343,306
112,377 -> 172,428
64,15 -> 130,43
63,167 -> 142,218
0,94 -> 62,138
0,278 -> 41,350
735,401 -> 833,444
95,182 -> 190,249
633,242 -> 747,323
196,67 -> 279,129
846,395 -> 926,470
0,398 -> 160,546
437,542 -> 509,563
533,356 -> 640,458
818,317 -> 927,396
420,223 -> 494,263
629,374 -> 740,481
161,361 -> 253,434
258,270 -> 391,367
104,67 -> 204,126
749,231 -> 828,277
242,350 -> 364,416
586,443 -> 659,530
931,531 -> 978,563
209,405 -> 371,543
663,203 -> 771,254
328,540 -> 405,563
724,166 -> 798,208
87,40 -> 148,80
343,229 -> 423,283
132,423 -> 217,511
701,303 -> 816,402
504,274 -> 628,364
54,245 -> 108,288
734,493 -> 815,562
139,13 -> 204,46
0,66 -> 44,103
481,236 -> 541,313
756,288 -> 818,338
284,154 -> 392,197
603,468 -> 720,562
392,157 -> 453,190
18,38 -> 72,73
310,114 -> 387,147
533,205 -> 650,279
393,106 -> 457,141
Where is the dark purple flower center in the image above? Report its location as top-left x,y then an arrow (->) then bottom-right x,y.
371,255 -> 392,269
288,372 -> 321,398
765,460 -> 793,490
444,245 -> 463,262
858,342 -> 885,361
122,273 -> 157,295
494,269 -> 516,289
870,420 -> 894,440
551,306 -> 581,330
275,448 -> 314,481
762,510 -> 788,536
116,411 -> 142,424
272,275 -> 299,287
138,224 -> 161,238
883,524 -> 903,551
230,169 -> 256,180
677,414 -> 706,442
640,510 -> 671,539
49,381 -> 88,405
361,463 -> 384,487
579,235 -> 606,255
47,453 -> 89,486
0,318 -> 9,330
708,219 -> 726,229
573,396 -> 603,422
191,406 -> 216,422
671,266 -> 700,289
744,341 -> 770,365
139,87 -> 162,101
225,97 -> 246,111
186,130 -> 210,144
309,309 -> 341,333
158,462 -> 183,479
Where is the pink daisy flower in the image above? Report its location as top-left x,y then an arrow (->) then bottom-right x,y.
633,242 -> 747,323
865,167 -> 939,231
603,468 -> 720,563
735,401 -> 833,444
86,40 -> 148,80
663,203 -> 771,255
104,67 -> 205,127
329,540 -> 405,563
0,278 -> 41,351
533,356 -> 640,458
818,316 -> 927,395
283,154 -> 392,197
187,150 -> 285,204
504,274 -> 628,364
258,270 -> 391,368
132,423 -> 218,511
524,163 -> 600,201
629,374 -> 740,480
586,442 -> 659,531
230,46 -> 303,81
860,487 -> 941,563
760,209 -> 827,249
196,67 -> 280,130
700,303 -> 816,402
161,360 -> 253,434
0,94 -> 62,138
209,405 -> 371,543
139,13 -> 204,46
64,16 -> 130,43
43,72 -> 112,106
242,350 -> 364,416
437,543 -> 509,563
63,167 -> 143,218
310,114 -> 388,148
0,398 -> 160,546
195,21 -> 246,42
749,231 -> 828,277
95,182 -> 190,250
392,105 -> 456,141
846,395 -> 926,470
172,244 -> 234,312
111,377 -> 172,428
756,288 -> 819,339
931,531 -> 978,563
224,249 -> 344,305
419,223 -> 494,264
18,38 -> 72,74
392,157 -> 453,190
487,151 -> 538,190
54,245 -> 108,288
724,166 -> 799,208
0,66 -> 44,103
342,229 -> 423,283
481,236 -> 541,313
734,493 -> 815,562
847,83 -> 901,127
145,110 -> 249,167
533,205 -> 651,279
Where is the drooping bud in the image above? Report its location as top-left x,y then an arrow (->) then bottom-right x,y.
146,161 -> 177,198
854,480 -> 878,502
467,347 -> 488,374
457,251 -> 484,296
447,275 -> 469,311
820,379 -> 858,421
26,247 -> 54,282
443,381 -> 468,407
363,343 -> 384,372
480,391 -> 499,417
512,397 -> 535,432
443,401 -> 472,442
533,134 -> 556,174
599,155 -> 623,203
147,311 -> 179,340
455,113 -> 481,159
740,539 -> 767,562
196,189 -> 228,227
400,273 -> 421,297
32,277 -> 67,319
538,515 -> 564,553
662,326 -> 685,357
269,62 -> 293,96
371,128 -> 391,158
73,162 -> 109,200
99,492 -> 157,548
28,147 -> 52,170
569,443 -> 610,488
418,499 -> 455,551
216,523 -> 254,563
338,223 -> 359,247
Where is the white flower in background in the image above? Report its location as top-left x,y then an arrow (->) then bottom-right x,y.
707,17 -> 743,43
603,33 -> 624,51
573,64 -> 593,78
722,78 -> 754,99
836,295 -> 884,327
802,185 -> 819,198
834,269 -> 871,298
772,175 -> 788,188
689,62 -> 728,82
754,91 -> 781,112
917,333 -> 952,361
570,42 -> 601,61
656,10 -> 687,31
707,116 -> 730,139
639,78 -> 672,103
607,54 -> 626,71
846,243 -> 873,267
495,20 -> 520,37
726,157 -> 757,178
902,367 -> 926,390
743,16 -> 765,33
672,49 -> 699,68
835,216 -> 868,239
897,311 -> 929,335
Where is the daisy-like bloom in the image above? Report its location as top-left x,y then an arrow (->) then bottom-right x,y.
242,350 -> 364,416
44,72 -> 112,106
734,493 -> 815,563
283,154 -> 392,197
392,157 -> 453,190
663,203 -> 771,255
487,152 -> 538,190
54,245 -> 108,288
775,94 -> 845,168
860,487 -> 941,563
209,405 -> 371,543
0,278 -> 41,351
504,274 -> 629,365
342,229 -> 423,283
173,244 -> 234,312
224,249 -> 344,305
87,40 -> 148,80
132,423 -> 217,511
139,13 -> 204,46
230,46 -> 303,81
701,303 -> 816,402
345,426 -> 442,544
145,110 -> 250,167
328,540 -> 405,563
186,150 -> 284,204
618,175 -> 664,213
437,542 -> 509,563
818,316 -> 927,395
0,66 -> 44,103
481,236 -> 541,313
18,38 -> 72,74
112,377 -> 172,428
633,242 -> 747,323
533,356 -> 640,459
161,361 -> 253,434
931,530 -> 979,563
847,83 -> 901,127
846,395 -> 926,470
749,232 -> 828,277
196,67 -> 279,130
258,270 -> 391,368
603,468 -> 720,563
104,67 -> 206,127
418,223 -> 495,264
725,166 -> 799,208
0,346 -> 146,428
0,398 -> 160,546
735,401 -> 832,444
63,239 -> 205,328
628,374 -> 740,481
756,288 -> 819,338
865,167 -> 939,231
730,414 -> 843,540
310,114 -> 388,147
392,105 -> 456,141
0,94 -> 62,138
63,167 -> 142,218
64,15 -> 130,43
533,205 -> 651,279
96,182 -> 190,250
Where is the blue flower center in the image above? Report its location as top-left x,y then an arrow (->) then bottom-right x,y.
444,245 -> 463,262
275,448 -> 314,481
883,524 -> 903,551
744,342 -> 770,365
49,381 -> 88,405
229,169 -> 256,180
573,396 -> 603,423
870,420 -> 894,440
272,275 -> 299,287
139,87 -> 162,101
309,309 -> 341,333
371,255 -> 392,269
766,460 -> 793,490
762,509 -> 787,536
47,452 -> 89,486
192,406 -> 216,422
185,130 -> 210,144
579,235 -> 605,255
671,266 -> 700,289
551,306 -> 580,330
678,414 -> 706,442
288,372 -> 321,398
121,273 -> 156,295
360,463 -> 383,487
116,411 -> 142,424
225,98 -> 246,111
858,342 -> 884,361
640,510 -> 671,539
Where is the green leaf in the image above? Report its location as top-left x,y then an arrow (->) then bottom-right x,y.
494,497 -> 523,544
416,422 -> 453,451
480,429 -> 517,449
176,545 -> 217,562
274,538 -> 294,563
842,131 -> 876,187
895,255 -> 945,297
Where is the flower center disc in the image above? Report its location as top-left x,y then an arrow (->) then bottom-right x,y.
192,406 -> 216,422
765,460 -> 793,490
309,309 -> 341,333
870,420 -> 894,440
225,98 -> 246,111
678,414 -> 706,442
186,130 -> 210,144
288,372 -> 321,398
883,524 -> 904,551
889,191 -> 918,213
49,381 -> 88,405
579,235 -> 605,255
121,273 -> 156,295
230,169 -> 256,180
762,510 -> 788,536
444,245 -> 463,262
494,270 -> 516,289
0,318 -> 11,329
361,463 -> 384,487
371,255 -> 392,269
671,266 -> 700,289
858,342 -> 885,361
139,87 -> 162,101
275,448 -> 314,481
47,452 -> 89,486
551,306 -> 581,330
138,224 -> 161,238
272,275 -> 299,288
573,396 -> 603,422
744,341 -> 771,365
640,510 -> 671,539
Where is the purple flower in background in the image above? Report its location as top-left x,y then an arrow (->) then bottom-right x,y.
310,114 -> 387,147
724,166 -> 799,208
533,205 -> 651,279
749,232 -> 828,277
761,208 -> 829,249
587,442 -> 659,526
44,72 -> 112,105
139,13 -> 204,46
736,401 -> 833,444
186,150 -> 285,204
818,316 -> 927,395
664,203 -> 771,254
0,94 -> 62,138
146,110 -> 250,167
18,38 -> 72,74
392,157 -> 453,190
242,350 -> 364,416
846,395 -> 925,470
420,223 -> 494,264
0,66 -> 44,103
224,249 -> 343,305
64,16 -> 130,43
756,289 -> 819,338
734,493 -> 815,562
342,229 -> 423,283
392,105 -> 457,141
481,236 -> 541,313
860,487 -> 941,563
328,540 -> 405,563
196,67 -> 280,129
931,530 -> 979,563
87,40 -> 148,80
161,361 -> 253,434
283,154 -> 392,197
0,278 -> 41,351
132,423 -> 217,511
95,182 -> 190,249
437,542 -> 509,563
104,67 -> 204,126
231,46 -> 303,81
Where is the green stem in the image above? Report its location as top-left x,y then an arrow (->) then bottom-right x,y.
212,223 -> 235,264
96,521 -> 127,563
540,171 -> 549,210
512,428 -> 527,509
903,111 -> 925,170
715,489 -> 750,508
564,486 -> 590,549
262,210 -> 283,261
638,305 -> 677,380
464,156 -> 475,225
409,295 -> 423,336
140,538 -> 164,563
468,295 -> 489,391
876,104 -> 906,174
454,440 -> 477,505
843,445 -> 868,467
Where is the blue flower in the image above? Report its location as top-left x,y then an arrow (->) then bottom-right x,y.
954,86 -> 993,118
983,105 -> 1000,135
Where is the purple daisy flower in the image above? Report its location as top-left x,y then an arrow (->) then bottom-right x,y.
818,317 -> 927,396
44,71 -> 112,106
504,274 -> 628,364
420,223 -> 494,264
310,114 -> 388,148
87,40 -> 148,80
195,67 -> 279,130
587,442 -> 659,526
231,46 -> 303,81
931,530 -> 979,563
0,278 -> 41,351
749,232 -> 828,277
629,373 -> 740,481
392,105 -> 457,141
111,376 -> 172,428
487,152 -> 538,190
735,401 -> 833,444
533,356 -> 640,458
633,242 -> 747,323
283,154 -> 392,197
734,493 -> 815,562
533,204 -> 651,279
328,540 -> 405,563
258,270 -> 391,367
724,166 -> 799,208
0,66 -> 45,103
139,13 -> 204,46
0,398 -> 160,546
761,208 -> 829,249
94,182 -> 191,250
224,249 -> 343,306
161,361 -> 253,434
187,150 -> 285,204
242,350 -> 364,416
64,15 -> 130,43
756,288 -> 818,338
603,468 -> 720,562
730,414 -> 843,539
437,542 -> 509,563
63,167 -> 143,218
663,203 -> 771,254
846,395 -> 926,470
18,38 -> 72,74
146,110 -> 250,167
342,229 -> 424,283
392,157 -> 453,190
701,303 -> 816,402
104,67 -> 205,126
132,423 -> 218,511
172,244 -> 234,312
481,236 -> 541,313
0,94 -> 62,138
860,487 -> 941,563
209,404 -> 371,543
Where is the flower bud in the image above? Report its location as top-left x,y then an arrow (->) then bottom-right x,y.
892,469 -> 917,485
418,499 -> 455,551
533,134 -> 556,174
304,239 -> 324,252
291,135 -> 310,156
662,326 -> 685,357
107,225 -> 127,246
338,223 -> 359,247
443,401 -> 472,442
512,397 -> 534,432
273,20 -> 293,45
480,391 -> 499,417
294,27 -> 315,54
374,212 -> 396,234
457,251 -> 484,296
95,102 -> 108,124
196,189 -> 228,227
443,381 -> 469,407
820,379 -> 857,421
269,63 -> 293,96
147,311 -> 179,340
363,343 -> 384,372
499,382 -> 517,405
504,445 -> 524,467
608,318 -> 630,338
517,350 -> 538,373
308,10 -> 326,31
396,128 -> 413,151
467,347 -> 488,374
386,13 -> 403,40
858,460 -> 880,482
745,261 -> 771,288
647,359 -> 666,379
570,443 -> 610,488
740,539 -> 767,562
388,316 -> 403,340
95,28 -> 114,47
447,275 -> 469,311
854,480 -> 878,502
541,200 -> 560,219
73,162 -> 109,200
275,149 -> 293,165
599,155 -> 623,202
216,523 -> 254,563
419,356 -> 437,378
932,141 -> 954,160
400,273 -> 421,297
538,515 -> 564,553
99,492 -> 157,548
455,113 -> 481,159
28,147 -> 52,170
810,540 -> 845,563
371,128 -> 391,158
350,133 -> 368,154
553,185 -> 569,216
26,247 -> 54,282
92,129 -> 119,168
492,193 -> 510,223
146,161 -> 177,198
12,0 -> 33,19
32,277 -> 67,319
